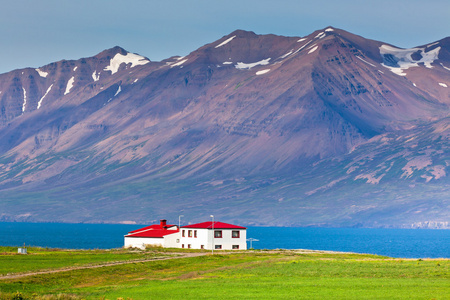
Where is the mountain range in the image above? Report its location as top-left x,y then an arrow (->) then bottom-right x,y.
0,27 -> 449,228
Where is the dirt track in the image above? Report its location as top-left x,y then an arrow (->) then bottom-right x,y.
0,252 -> 208,280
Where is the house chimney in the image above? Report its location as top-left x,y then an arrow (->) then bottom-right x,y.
160,219 -> 167,228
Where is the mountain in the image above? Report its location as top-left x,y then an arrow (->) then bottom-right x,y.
0,27 -> 449,228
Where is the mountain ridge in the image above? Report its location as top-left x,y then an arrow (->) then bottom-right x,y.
0,27 -> 449,227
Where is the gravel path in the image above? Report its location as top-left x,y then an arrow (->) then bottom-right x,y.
0,252 -> 208,280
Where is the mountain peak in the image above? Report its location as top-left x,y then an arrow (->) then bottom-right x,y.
227,29 -> 258,38
95,46 -> 129,59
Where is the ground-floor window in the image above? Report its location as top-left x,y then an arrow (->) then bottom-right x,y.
215,245 -> 222,249
232,245 -> 239,249
201,245 -> 204,249
188,244 -> 191,249
182,244 -> 184,248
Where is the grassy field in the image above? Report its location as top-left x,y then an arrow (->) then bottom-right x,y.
0,247 -> 448,299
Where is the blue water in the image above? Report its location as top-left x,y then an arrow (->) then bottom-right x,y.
0,222 -> 448,258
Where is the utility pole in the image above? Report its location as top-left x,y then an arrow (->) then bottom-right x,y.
210,215 -> 214,254
246,238 -> 259,249
178,215 -> 183,230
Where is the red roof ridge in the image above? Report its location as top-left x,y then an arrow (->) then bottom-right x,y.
125,229 -> 179,238
182,221 -> 246,229
128,224 -> 177,234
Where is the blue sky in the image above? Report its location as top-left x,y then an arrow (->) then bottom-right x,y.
0,0 -> 448,74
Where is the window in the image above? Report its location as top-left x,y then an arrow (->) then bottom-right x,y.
232,231 -> 240,238
176,239 -> 180,243
194,230 -> 197,238
182,230 -> 185,237
201,245 -> 204,249
232,245 -> 239,249
188,244 -> 191,249
214,230 -> 222,238
215,245 -> 222,249
182,244 -> 185,248
188,230 -> 192,237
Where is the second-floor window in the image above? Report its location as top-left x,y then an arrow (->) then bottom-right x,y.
214,230 -> 222,238
232,231 -> 240,238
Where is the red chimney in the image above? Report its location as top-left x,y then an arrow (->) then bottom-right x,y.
160,219 -> 167,228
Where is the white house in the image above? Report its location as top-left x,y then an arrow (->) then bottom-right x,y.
180,221 -> 247,250
124,219 -> 247,250
124,219 -> 179,249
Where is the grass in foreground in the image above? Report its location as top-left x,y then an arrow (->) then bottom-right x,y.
0,248 -> 448,299
0,246 -> 175,276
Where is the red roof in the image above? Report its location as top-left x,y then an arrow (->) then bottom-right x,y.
128,224 -> 176,234
125,229 -> 179,238
182,221 -> 246,229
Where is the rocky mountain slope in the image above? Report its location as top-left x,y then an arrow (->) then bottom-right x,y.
0,27 -> 449,228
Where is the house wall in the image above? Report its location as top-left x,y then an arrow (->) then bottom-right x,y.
124,237 -> 164,249
164,232 -> 181,248
180,228 -> 247,250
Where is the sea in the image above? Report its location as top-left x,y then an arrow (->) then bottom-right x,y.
0,222 -> 449,258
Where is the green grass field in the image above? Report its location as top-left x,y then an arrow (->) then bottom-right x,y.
0,247 -> 448,300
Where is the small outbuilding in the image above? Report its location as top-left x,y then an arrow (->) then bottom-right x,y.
124,219 -> 179,249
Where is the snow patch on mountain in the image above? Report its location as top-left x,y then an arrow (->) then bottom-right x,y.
223,61 -> 233,65
92,71 -> 100,82
380,45 -> 441,76
35,69 -> 48,78
38,84 -> 53,109
235,58 -> 271,70
279,50 -> 293,59
427,42 -> 439,48
439,83 -> 448,88
293,40 -> 312,55
22,88 -> 27,113
356,56 -> 376,67
325,28 -> 334,32
104,53 -> 150,75
73,66 -> 78,72
440,63 -> 450,71
256,69 -> 270,75
64,77 -> 75,95
171,59 -> 188,68
114,86 -> 122,97
315,32 -> 326,39
308,46 -> 318,54
297,38 -> 306,42
215,35 -> 236,48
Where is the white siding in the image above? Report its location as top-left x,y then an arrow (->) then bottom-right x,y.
163,232 -> 181,248
124,237 -> 164,249
180,228 -> 246,250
